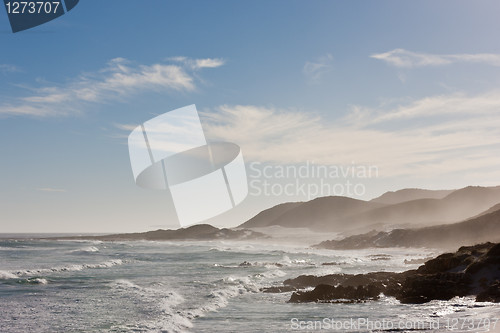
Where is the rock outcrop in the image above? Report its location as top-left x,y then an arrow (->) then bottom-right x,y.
266,242 -> 500,304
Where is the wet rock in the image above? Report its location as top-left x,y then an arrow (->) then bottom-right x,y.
283,274 -> 346,288
239,261 -> 252,267
283,242 -> 500,304
321,262 -> 345,266
476,280 -> 500,302
289,284 -> 381,303
284,272 -> 409,302
398,272 -> 471,304
417,243 -> 493,275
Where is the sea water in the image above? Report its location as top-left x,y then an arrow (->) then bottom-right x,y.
0,237 -> 499,332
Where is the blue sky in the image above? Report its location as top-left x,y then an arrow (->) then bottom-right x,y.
1,1 -> 500,232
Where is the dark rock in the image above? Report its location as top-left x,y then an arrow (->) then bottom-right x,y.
289,284 -> 381,303
398,243 -> 499,303
476,280 -> 500,302
487,243 -> 500,257
464,243 -> 500,276
417,253 -> 470,274
398,273 -> 471,304
285,271 -> 411,303
283,274 -> 348,288
321,262 -> 345,266
397,296 -> 429,304
283,242 -> 500,305
284,271 -> 411,292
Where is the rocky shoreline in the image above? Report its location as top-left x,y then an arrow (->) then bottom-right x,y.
264,242 -> 500,304
314,208 -> 500,250
46,224 -> 266,241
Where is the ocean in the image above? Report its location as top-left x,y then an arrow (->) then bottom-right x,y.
0,236 -> 499,332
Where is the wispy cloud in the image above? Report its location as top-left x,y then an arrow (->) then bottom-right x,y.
303,54 -> 333,84
168,56 -> 226,70
346,91 -> 500,125
0,64 -> 21,73
0,57 -> 224,117
114,123 -> 139,132
36,187 -> 67,193
371,49 -> 500,68
202,91 -> 500,180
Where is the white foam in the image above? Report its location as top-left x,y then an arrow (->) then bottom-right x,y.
185,284 -> 250,318
183,268 -> 285,321
70,246 -> 99,254
0,270 -> 18,279
10,259 -> 123,276
282,255 -> 312,264
257,269 -> 287,279
111,279 -> 190,333
113,279 -> 184,303
0,271 -> 49,284
27,277 -> 48,285
56,239 -> 103,244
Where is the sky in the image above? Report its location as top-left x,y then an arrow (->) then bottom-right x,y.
1,1 -> 500,233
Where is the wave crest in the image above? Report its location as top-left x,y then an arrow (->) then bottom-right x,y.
5,259 -> 123,278
70,246 -> 100,254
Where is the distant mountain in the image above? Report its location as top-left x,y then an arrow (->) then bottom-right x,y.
239,202 -> 302,228
52,224 -> 265,241
474,202 -> 500,218
239,196 -> 384,230
371,188 -> 454,205
239,186 -> 500,232
338,186 -> 500,230
314,205 -> 500,250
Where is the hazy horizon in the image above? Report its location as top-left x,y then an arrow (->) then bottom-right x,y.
3,184 -> 500,234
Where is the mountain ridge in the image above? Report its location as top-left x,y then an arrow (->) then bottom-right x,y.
239,185 -> 500,232
314,204 -> 500,250
371,188 -> 454,205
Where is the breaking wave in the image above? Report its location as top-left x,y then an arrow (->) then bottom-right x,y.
17,277 -> 49,285
2,259 -> 123,279
0,270 -> 18,279
69,246 -> 100,254
110,279 -> 190,333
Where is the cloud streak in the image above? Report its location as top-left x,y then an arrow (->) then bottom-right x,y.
371,49 -> 500,68
0,57 -> 223,117
0,64 -> 21,73
303,54 -> 333,83
202,91 -> 500,180
36,188 -> 67,193
168,56 -> 226,70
